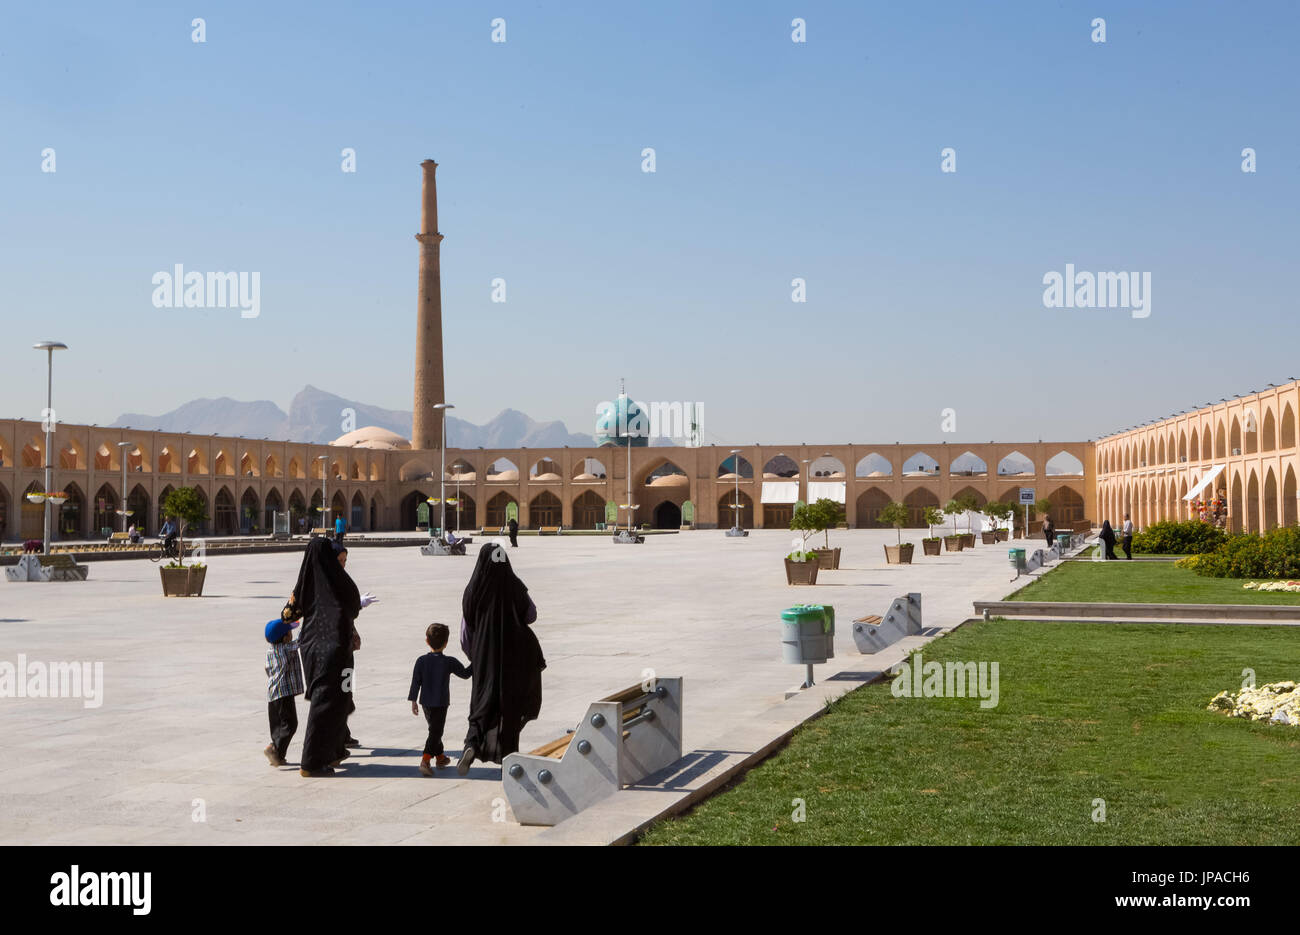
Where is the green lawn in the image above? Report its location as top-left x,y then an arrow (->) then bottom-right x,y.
638,620 -> 1300,845
1007,559 -> 1300,605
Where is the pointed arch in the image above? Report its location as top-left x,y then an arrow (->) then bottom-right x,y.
263,487 -> 284,530
761,454 -> 799,479
485,491 -> 517,529
1215,421 -> 1227,459
903,488 -> 940,527
854,452 -> 893,478
949,451 -> 987,477
1230,417 -> 1243,456
486,458 -> 520,482
1264,468 -> 1278,531
996,450 -> 1034,476
1262,408 -> 1277,451
1046,451 -> 1084,475
642,459 -> 688,489
528,458 -> 562,481
718,454 -> 754,479
1282,404 -> 1296,450
1246,470 -> 1261,533
573,490 -> 605,528
855,487 -> 891,528
573,457 -> 606,481
808,454 -> 846,478
240,452 -> 259,478
240,486 -> 260,533
719,490 -> 753,529
214,486 -> 237,535
1284,466 -> 1298,527
901,451 -> 939,476
1188,427 -> 1198,462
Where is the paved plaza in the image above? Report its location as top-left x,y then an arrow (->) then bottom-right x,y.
0,529 -> 1036,844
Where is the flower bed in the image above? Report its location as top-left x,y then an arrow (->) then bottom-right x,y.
1207,681 -> 1300,725
1244,580 -> 1300,593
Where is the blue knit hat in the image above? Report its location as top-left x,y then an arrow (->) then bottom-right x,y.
265,618 -> 298,643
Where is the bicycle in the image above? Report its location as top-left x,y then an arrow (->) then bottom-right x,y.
149,537 -> 184,563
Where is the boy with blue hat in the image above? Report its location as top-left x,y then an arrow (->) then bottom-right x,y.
264,617 -> 304,767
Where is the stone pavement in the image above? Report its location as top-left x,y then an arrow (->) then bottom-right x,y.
0,528 -> 1036,844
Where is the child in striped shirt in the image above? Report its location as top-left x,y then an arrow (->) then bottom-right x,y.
264,618 -> 304,767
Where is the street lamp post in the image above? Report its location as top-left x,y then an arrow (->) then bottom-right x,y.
118,441 -> 133,535
433,403 -> 454,537
33,342 -> 67,555
730,448 -> 743,532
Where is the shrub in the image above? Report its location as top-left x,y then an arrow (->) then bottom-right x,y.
1132,520 -> 1227,555
1179,526 -> 1300,578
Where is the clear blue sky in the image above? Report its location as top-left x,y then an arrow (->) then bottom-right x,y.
2,1 -> 1296,445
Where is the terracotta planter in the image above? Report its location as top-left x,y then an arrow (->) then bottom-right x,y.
813,547 -> 841,570
884,543 -> 914,564
961,533 -> 976,549
784,558 -> 820,585
160,564 -> 206,597
921,538 -> 942,556
981,531 -> 998,545
943,535 -> 964,552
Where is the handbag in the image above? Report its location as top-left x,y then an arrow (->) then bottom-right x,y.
281,594 -> 302,623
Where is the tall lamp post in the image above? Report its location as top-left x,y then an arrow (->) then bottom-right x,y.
118,441 -> 134,535
433,402 -> 454,536
730,448 -> 744,531
316,455 -> 327,533
33,341 -> 67,555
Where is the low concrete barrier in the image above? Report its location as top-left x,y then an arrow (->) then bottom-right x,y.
974,600 -> 1300,623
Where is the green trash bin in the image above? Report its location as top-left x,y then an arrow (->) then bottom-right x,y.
1055,532 -> 1071,553
1008,548 -> 1027,572
781,605 -> 833,664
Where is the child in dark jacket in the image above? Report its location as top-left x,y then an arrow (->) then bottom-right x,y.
409,623 -> 472,774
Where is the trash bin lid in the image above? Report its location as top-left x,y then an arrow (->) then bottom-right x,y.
781,605 -> 825,622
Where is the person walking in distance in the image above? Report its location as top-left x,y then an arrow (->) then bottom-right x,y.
1121,513 -> 1135,560
507,516 -> 519,548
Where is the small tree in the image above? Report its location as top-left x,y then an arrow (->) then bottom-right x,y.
942,499 -> 963,536
790,497 -> 845,549
922,506 -> 944,539
878,500 -> 909,545
161,486 -> 208,565
956,493 -> 982,532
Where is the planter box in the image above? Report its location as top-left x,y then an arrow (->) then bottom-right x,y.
961,533 -> 976,549
813,547 -> 841,570
884,543 -> 914,564
981,531 -> 998,545
996,529 -> 1009,542
921,538 -> 942,556
784,558 -> 820,585
943,536 -> 964,552
161,565 -> 207,597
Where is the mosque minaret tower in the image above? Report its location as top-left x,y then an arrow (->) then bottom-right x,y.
411,158 -> 446,451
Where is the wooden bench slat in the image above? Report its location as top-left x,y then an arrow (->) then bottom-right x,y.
854,614 -> 883,625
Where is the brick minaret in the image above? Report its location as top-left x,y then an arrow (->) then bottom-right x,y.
412,159 -> 445,451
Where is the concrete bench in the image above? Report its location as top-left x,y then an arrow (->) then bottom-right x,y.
6,552 -> 89,582
973,600 -> 1300,623
502,678 -> 683,826
851,593 -> 923,653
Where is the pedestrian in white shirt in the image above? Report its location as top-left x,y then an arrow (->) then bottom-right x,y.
1121,513 -> 1135,560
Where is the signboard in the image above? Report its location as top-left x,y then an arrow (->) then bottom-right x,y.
1018,488 -> 1035,505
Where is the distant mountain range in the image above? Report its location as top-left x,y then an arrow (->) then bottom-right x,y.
112,385 -> 596,448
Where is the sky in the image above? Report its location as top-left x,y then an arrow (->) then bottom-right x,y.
2,1 -> 1297,447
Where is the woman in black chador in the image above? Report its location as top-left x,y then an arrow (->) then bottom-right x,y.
293,537 -> 361,776
1098,520 -> 1118,560
457,543 -> 545,775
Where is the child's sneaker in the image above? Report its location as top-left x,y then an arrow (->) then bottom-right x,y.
419,759 -> 433,777
264,744 -> 286,767
435,755 -> 452,770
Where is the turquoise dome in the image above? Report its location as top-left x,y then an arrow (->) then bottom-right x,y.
596,394 -> 649,448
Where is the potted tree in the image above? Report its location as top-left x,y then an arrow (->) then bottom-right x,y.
992,501 -> 1012,541
957,493 -> 980,548
981,501 -> 1007,544
784,546 -> 820,585
942,499 -> 965,552
159,486 -> 209,597
791,498 -> 845,570
921,506 -> 944,556
879,500 -> 914,564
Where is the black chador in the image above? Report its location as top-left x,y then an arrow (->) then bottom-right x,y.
460,544 -> 545,768
294,538 -> 361,772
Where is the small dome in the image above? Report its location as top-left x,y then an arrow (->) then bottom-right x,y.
595,393 -> 649,448
489,468 -> 519,481
446,471 -> 477,481
648,474 -> 689,487
332,426 -> 411,449
718,472 -> 739,481
574,472 -> 598,481
532,472 -> 561,482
